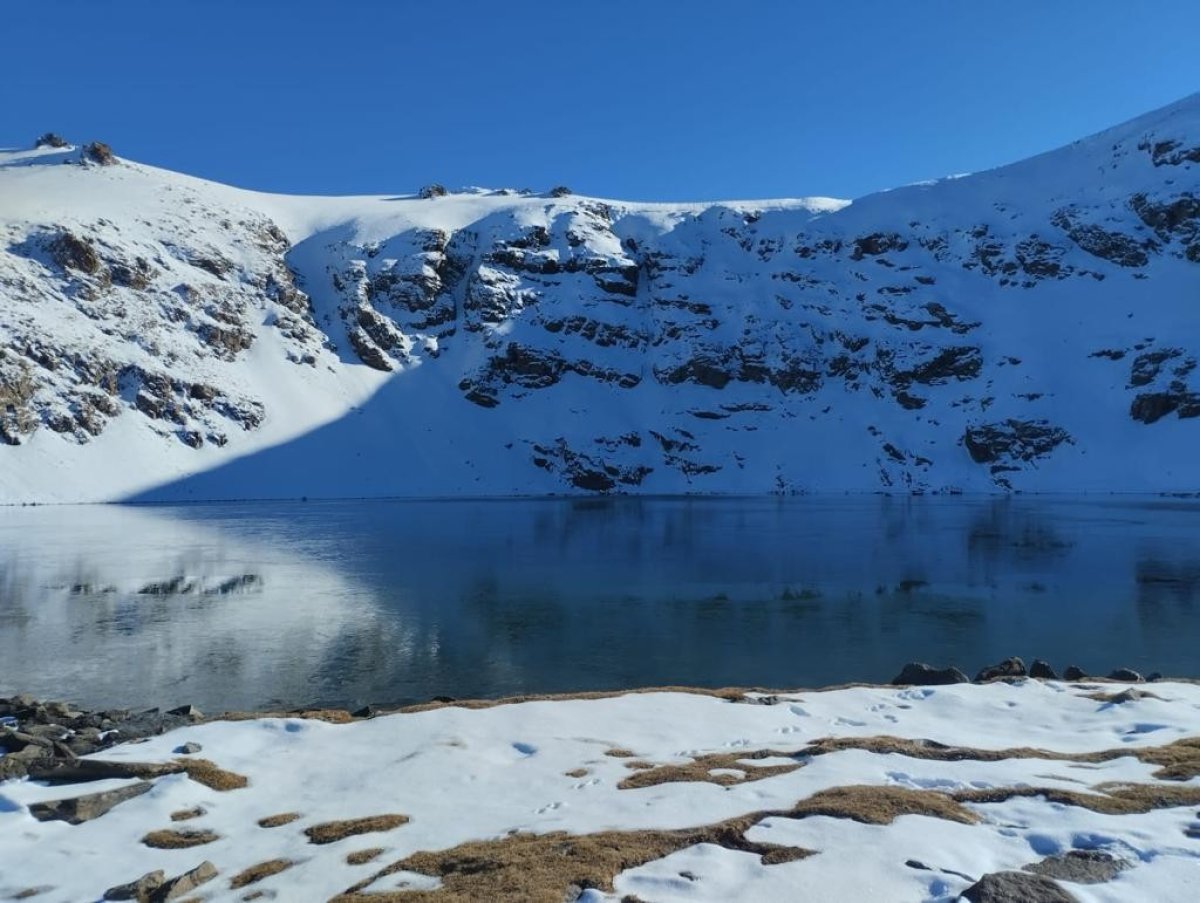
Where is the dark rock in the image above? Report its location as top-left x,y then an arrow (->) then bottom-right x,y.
28,780 -> 152,824
1147,671 -> 1164,682
103,870 -> 166,901
962,870 -> 1078,903
49,231 -> 102,274
35,132 -> 69,149
1063,665 -> 1089,681
431,695 -> 456,703
891,662 -> 970,686
167,705 -> 203,719
29,758 -> 183,784
963,420 -> 1071,466
1029,660 -> 1059,680
150,861 -> 217,902
1107,668 -> 1144,683
82,141 -> 116,165
549,185 -> 573,197
1023,850 -> 1129,885
174,742 -> 203,755
418,183 -> 447,199
352,705 -> 379,718
975,657 -> 1027,682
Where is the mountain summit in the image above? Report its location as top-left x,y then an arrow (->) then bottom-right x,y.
2,96 -> 1199,502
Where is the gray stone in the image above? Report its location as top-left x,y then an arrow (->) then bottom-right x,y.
166,705 -> 203,719
1063,665 -> 1089,681
28,780 -> 152,824
151,861 -> 217,902
1029,660 -> 1059,680
1107,668 -> 1144,683
173,742 -> 202,755
975,657 -> 1027,682
891,662 -> 970,686
962,871 -> 1078,902
1023,850 -> 1130,885
103,870 -> 166,901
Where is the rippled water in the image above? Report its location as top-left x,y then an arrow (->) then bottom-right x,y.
1,496 -> 1197,711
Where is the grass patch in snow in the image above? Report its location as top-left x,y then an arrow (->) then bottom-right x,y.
333,815 -> 811,903
787,785 -> 979,825
954,781 -> 1200,815
170,807 -> 206,822
619,750 -> 804,790
346,847 -> 385,865
230,858 -> 293,888
603,747 -> 637,758
177,757 -> 248,791
563,768 -> 589,778
141,827 -> 219,849
802,734 -> 1200,781
305,814 -> 410,845
257,812 -> 302,828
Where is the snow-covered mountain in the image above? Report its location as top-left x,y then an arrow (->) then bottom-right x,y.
2,97 -> 1198,503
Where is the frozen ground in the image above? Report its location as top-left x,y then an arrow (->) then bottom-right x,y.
2,680 -> 1200,901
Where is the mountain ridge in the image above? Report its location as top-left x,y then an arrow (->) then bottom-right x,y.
2,95 -> 1198,503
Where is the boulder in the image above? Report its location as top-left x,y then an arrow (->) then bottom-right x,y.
28,780 -> 152,824
150,861 -> 217,902
103,870 -> 166,901
891,662 -> 970,686
1063,665 -> 1089,681
962,870 -> 1078,902
173,742 -> 202,755
1107,668 -> 1144,683
1023,850 -> 1129,885
82,141 -> 116,165
35,132 -> 69,149
975,657 -> 1027,682
1029,660 -> 1059,680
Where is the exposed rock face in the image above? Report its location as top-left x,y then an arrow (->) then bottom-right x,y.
2,93 -> 1200,501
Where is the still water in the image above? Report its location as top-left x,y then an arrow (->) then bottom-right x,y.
0,496 -> 1197,712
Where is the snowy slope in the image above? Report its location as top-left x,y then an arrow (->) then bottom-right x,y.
1,95 -> 1199,503
3,681 -> 1200,901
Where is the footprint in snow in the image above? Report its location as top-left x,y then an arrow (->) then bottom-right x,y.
776,725 -> 802,735
789,704 -> 811,717
536,801 -> 564,814
512,742 -> 538,756
572,778 -> 602,790
835,717 -> 868,727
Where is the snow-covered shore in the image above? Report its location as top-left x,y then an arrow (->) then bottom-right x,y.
2,679 -> 1200,901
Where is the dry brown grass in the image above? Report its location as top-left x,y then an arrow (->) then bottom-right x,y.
1083,688 -> 1163,704
305,814 -> 410,845
141,828 -> 219,849
230,858 -> 293,888
170,807 -> 206,822
177,757 -> 249,791
787,785 -> 979,825
395,685 -> 754,715
618,750 -> 804,790
801,734 -> 1200,781
604,748 -> 637,758
954,781 -> 1200,815
330,814 -> 811,903
219,708 -> 356,724
258,811 -> 302,828
563,768 -> 589,778
346,848 -> 385,865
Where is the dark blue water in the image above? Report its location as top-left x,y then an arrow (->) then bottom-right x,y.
0,496 -> 1197,711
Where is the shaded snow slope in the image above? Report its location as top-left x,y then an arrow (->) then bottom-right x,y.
2,95 -> 1199,502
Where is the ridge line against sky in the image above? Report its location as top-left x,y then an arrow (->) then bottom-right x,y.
3,1 -> 1199,201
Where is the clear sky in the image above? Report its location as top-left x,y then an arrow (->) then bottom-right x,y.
4,1 -> 1198,201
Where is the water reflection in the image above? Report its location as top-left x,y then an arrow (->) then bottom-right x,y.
0,496 -> 1197,711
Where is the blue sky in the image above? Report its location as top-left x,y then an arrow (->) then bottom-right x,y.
5,1 -> 1198,201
